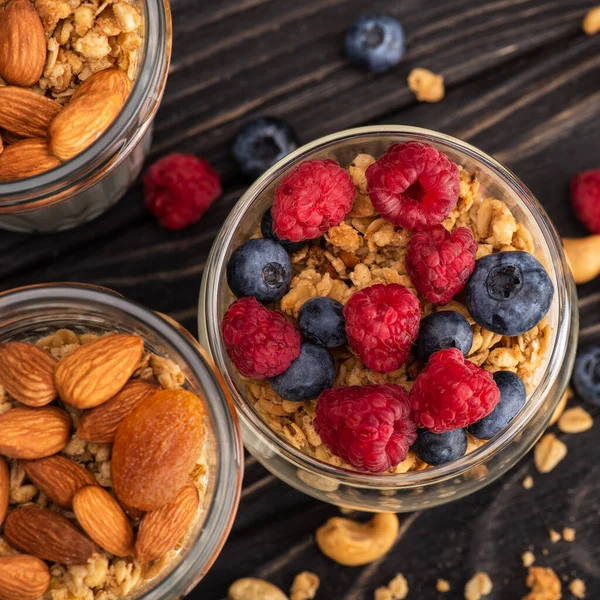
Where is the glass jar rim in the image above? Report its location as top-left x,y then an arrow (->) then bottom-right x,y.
0,0 -> 171,211
200,125 -> 576,489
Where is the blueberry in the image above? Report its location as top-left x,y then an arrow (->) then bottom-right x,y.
226,238 -> 292,303
269,342 -> 335,401
232,117 -> 299,179
298,297 -> 347,348
344,14 -> 405,74
415,311 -> 473,362
572,345 -> 600,407
467,371 -> 526,440
413,428 -> 467,466
261,209 -> 307,253
466,251 -> 554,336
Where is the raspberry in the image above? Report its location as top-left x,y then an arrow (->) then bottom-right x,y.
410,348 -> 500,433
366,141 -> 459,230
143,153 -> 222,230
221,297 -> 301,379
571,169 -> 600,234
343,284 -> 421,373
272,159 -> 356,242
406,225 -> 477,304
314,384 -> 417,473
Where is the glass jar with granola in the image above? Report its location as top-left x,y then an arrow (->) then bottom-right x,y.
199,126 -> 577,513
0,0 -> 171,232
0,283 -> 242,600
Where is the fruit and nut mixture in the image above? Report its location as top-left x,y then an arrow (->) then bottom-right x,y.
0,329 -> 208,600
0,0 -> 142,181
222,141 -> 554,474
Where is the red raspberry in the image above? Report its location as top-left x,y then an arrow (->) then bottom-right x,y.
221,297 -> 301,379
344,284 -> 421,373
366,142 -> 459,230
571,169 -> 600,234
314,384 -> 417,473
410,348 -> 500,433
143,153 -> 222,230
272,159 -> 356,242
406,225 -> 477,304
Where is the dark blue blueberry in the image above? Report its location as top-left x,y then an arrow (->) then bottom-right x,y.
261,209 -> 307,253
466,251 -> 553,336
413,428 -> 468,466
232,117 -> 299,178
415,311 -> 473,362
298,297 -> 347,348
269,342 -> 335,401
344,14 -> 405,74
226,238 -> 292,303
467,371 -> 526,440
572,345 -> 600,407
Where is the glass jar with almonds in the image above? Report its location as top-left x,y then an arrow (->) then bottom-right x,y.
0,0 -> 171,232
0,283 -> 243,600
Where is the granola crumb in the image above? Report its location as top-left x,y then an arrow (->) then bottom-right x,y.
407,68 -> 445,103
522,551 -> 535,567
557,406 -> 593,434
534,434 -> 567,473
548,529 -> 561,544
464,572 -> 492,600
524,566 -> 561,600
569,578 -> 586,598
582,6 -> 600,35
522,475 -> 534,489
541,548 -> 549,556
375,574 -> 408,600
436,578 -> 451,592
562,527 -> 576,542
290,572 -> 320,600
549,386 -> 573,425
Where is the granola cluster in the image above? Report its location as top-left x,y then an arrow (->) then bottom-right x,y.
0,329 -> 207,600
243,153 -> 552,472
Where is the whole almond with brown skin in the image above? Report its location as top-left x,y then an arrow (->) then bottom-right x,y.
73,485 -> 134,557
5,505 -> 95,565
72,68 -> 132,104
0,88 -> 62,138
54,333 -> 144,409
0,342 -> 57,407
0,457 -> 8,526
112,389 -> 207,511
0,0 -> 46,87
0,139 -> 60,182
0,407 -> 70,459
77,379 -> 159,443
23,455 -> 96,510
136,482 -> 200,564
48,91 -> 124,161
0,555 -> 51,600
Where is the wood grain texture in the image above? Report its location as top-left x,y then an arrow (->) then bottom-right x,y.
1,0 -> 599,597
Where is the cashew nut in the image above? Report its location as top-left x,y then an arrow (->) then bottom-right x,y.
228,578 -> 287,600
562,236 -> 600,284
315,512 -> 399,566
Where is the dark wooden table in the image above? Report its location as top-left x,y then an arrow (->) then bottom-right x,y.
2,0 -> 600,597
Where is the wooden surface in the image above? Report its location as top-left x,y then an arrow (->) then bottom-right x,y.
2,0 -> 600,597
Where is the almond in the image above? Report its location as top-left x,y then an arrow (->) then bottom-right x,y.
48,91 -> 124,161
71,68 -> 132,104
0,88 -> 62,138
73,486 -> 134,557
22,455 -> 96,510
0,407 -> 71,459
112,389 -> 206,511
0,457 -> 8,526
0,555 -> 51,600
54,333 -> 144,409
77,379 -> 158,443
0,342 -> 57,407
5,505 -> 95,565
0,0 -> 46,87
0,138 -> 61,182
136,482 -> 199,564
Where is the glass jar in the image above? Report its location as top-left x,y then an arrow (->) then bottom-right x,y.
0,0 -> 171,233
198,126 -> 578,513
0,283 -> 243,598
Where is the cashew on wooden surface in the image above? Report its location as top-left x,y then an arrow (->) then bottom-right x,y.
562,235 -> 600,284
315,512 -> 399,566
228,578 -> 288,600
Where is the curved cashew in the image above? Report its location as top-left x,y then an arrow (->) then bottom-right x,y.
315,512 -> 399,566
228,578 -> 287,600
562,236 -> 600,284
